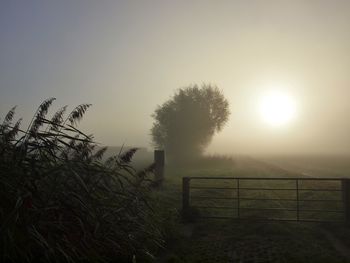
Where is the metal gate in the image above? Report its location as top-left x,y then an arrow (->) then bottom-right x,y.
182,177 -> 350,222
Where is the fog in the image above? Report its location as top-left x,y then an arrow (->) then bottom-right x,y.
1,0 -> 350,155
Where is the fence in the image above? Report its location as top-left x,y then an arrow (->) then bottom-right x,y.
182,177 -> 350,223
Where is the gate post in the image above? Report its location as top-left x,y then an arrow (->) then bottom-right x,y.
182,177 -> 191,221
154,150 -> 165,184
342,179 -> 350,224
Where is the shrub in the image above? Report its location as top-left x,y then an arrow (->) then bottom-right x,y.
151,84 -> 230,163
0,98 -> 162,262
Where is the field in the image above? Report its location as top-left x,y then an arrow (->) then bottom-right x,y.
152,155 -> 350,263
258,154 -> 350,178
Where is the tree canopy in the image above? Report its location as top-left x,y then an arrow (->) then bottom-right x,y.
151,84 -> 230,162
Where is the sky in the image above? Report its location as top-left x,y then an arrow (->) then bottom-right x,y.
1,0 -> 350,155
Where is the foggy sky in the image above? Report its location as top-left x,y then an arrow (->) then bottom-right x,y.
1,0 -> 350,155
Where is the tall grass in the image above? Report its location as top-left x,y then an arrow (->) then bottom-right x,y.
0,99 -> 162,262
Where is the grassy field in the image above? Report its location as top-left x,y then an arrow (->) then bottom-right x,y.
258,154 -> 350,178
152,156 -> 350,263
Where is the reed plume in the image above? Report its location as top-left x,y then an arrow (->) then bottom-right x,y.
0,99 -> 161,262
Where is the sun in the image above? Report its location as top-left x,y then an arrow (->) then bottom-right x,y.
259,90 -> 297,126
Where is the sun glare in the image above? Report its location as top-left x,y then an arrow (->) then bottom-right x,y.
259,91 -> 297,126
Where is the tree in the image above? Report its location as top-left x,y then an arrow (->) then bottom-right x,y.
151,84 -> 230,162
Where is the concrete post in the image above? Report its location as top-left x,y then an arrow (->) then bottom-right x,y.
342,179 -> 350,224
154,150 -> 165,183
182,177 -> 190,221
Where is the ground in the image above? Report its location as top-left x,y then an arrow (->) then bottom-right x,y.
153,156 -> 350,263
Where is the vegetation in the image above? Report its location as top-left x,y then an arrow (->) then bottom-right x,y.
0,98 -> 162,262
1,98 -> 348,263
151,84 -> 230,163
